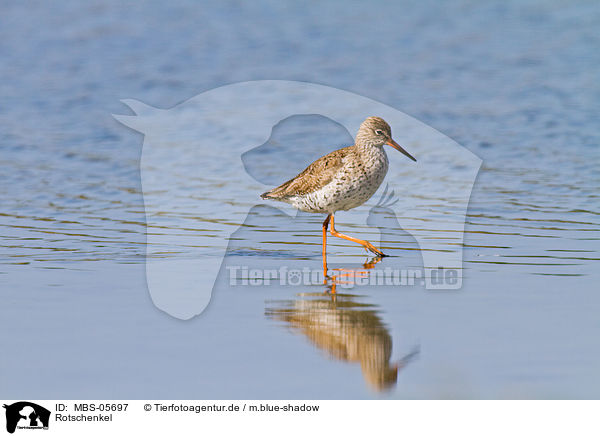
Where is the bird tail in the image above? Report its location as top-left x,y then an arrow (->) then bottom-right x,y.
261,189 -> 290,201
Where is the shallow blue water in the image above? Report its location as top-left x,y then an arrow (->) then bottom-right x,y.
1,0 -> 599,398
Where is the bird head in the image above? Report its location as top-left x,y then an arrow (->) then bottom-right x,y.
356,116 -> 416,162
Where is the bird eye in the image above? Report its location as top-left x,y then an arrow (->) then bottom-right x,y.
375,130 -> 383,135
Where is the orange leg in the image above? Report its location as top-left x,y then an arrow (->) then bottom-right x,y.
329,213 -> 386,257
322,214 -> 332,278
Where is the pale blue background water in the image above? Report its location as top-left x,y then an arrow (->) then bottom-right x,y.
1,0 -> 599,398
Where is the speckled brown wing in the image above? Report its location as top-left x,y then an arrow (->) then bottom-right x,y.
261,146 -> 352,199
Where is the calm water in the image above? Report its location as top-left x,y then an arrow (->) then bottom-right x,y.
1,0 -> 599,398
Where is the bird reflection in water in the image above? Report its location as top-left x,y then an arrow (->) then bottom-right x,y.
266,260 -> 419,392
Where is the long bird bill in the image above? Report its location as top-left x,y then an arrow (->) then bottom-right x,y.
386,139 -> 417,162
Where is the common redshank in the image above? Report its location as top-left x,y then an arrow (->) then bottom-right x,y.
260,116 -> 416,262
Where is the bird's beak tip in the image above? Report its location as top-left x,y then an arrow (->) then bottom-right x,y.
386,139 -> 417,162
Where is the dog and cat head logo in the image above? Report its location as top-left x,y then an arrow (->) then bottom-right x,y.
3,402 -> 50,433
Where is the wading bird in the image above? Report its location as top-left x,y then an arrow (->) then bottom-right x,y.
261,116 -> 416,267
